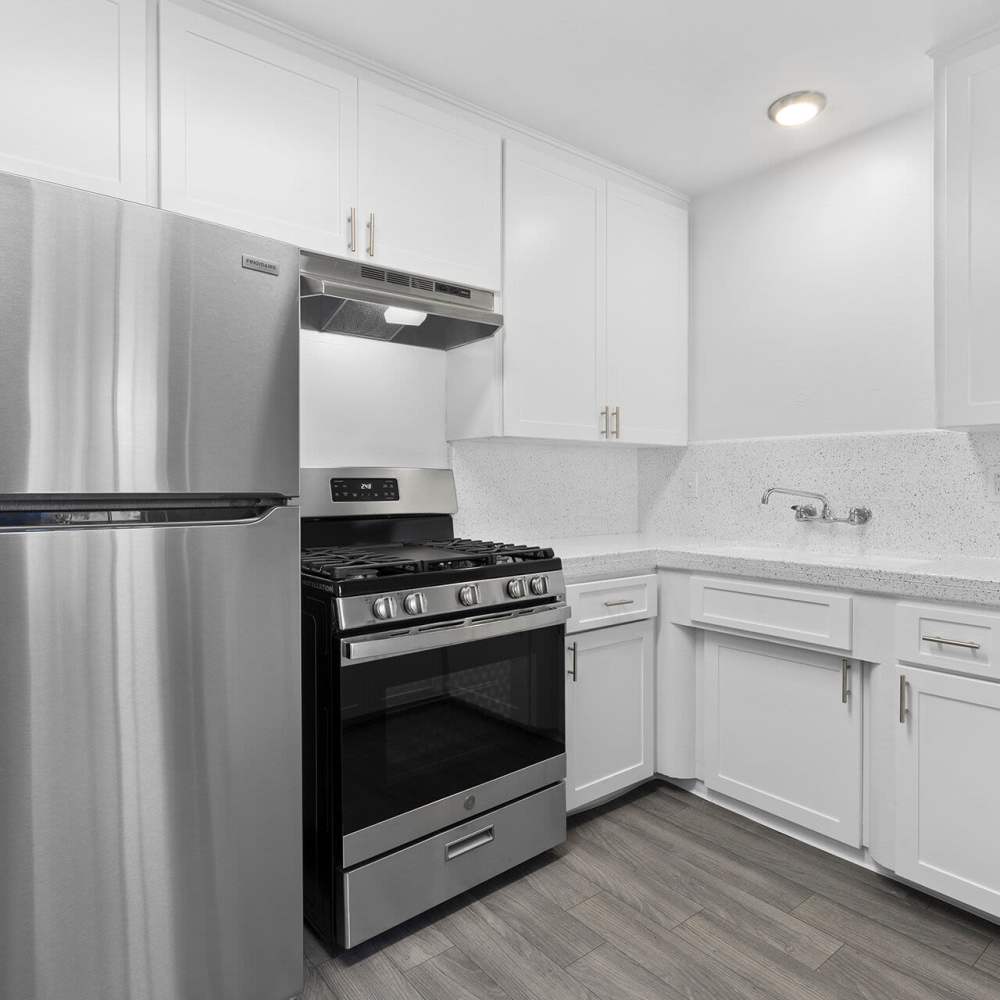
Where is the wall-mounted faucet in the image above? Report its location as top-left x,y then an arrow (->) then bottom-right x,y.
761,487 -> 872,526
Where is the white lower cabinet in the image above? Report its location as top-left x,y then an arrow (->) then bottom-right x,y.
702,633 -> 862,847
895,666 -> 1000,917
565,620 -> 654,812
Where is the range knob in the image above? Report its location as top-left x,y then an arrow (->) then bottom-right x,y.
458,584 -> 481,607
506,578 -> 526,599
529,576 -> 548,596
372,596 -> 397,620
403,592 -> 426,616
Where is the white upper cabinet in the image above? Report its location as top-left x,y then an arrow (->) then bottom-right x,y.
358,83 -> 501,289
159,1 -> 358,255
606,184 -> 688,445
448,141 -> 688,445
0,0 -> 148,201
502,142 -> 606,440
936,28 -> 1000,427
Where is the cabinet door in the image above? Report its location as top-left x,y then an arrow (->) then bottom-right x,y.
159,1 -> 358,255
606,185 -> 688,445
503,142 -> 606,441
702,634 -> 862,846
937,35 -> 1000,427
896,666 -> 1000,918
0,0 -> 147,201
566,621 -> 654,812
358,83 -> 501,288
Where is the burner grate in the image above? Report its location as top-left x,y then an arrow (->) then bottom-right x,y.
301,538 -> 554,580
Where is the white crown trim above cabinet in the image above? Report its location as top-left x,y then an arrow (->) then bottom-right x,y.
0,0 -> 148,202
935,26 -> 1000,428
158,0 -> 359,256
358,83 -> 501,289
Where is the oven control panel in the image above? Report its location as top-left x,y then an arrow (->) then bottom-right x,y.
336,571 -> 565,630
330,477 -> 400,502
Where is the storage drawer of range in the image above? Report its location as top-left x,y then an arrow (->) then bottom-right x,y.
337,782 -> 566,948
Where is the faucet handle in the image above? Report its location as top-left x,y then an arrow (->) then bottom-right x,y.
848,506 -> 872,525
791,504 -> 818,520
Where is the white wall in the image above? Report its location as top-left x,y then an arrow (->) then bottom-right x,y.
299,332 -> 448,468
690,108 -> 934,442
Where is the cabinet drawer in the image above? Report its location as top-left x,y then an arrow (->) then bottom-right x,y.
689,576 -> 852,651
566,574 -> 657,633
896,603 -> 1000,679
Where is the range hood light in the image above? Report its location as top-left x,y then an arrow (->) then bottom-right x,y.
384,306 -> 428,326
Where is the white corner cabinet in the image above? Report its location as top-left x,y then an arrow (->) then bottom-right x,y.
660,570 -> 1000,923
0,0 -> 149,202
564,576 -> 657,812
935,26 -> 1000,427
447,142 -> 689,446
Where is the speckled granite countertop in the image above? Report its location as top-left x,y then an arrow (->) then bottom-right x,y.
545,534 -> 1000,608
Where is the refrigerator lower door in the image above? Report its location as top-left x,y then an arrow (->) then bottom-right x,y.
0,506 -> 301,1000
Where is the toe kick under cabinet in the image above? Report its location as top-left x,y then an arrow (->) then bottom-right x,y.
564,575 -> 657,812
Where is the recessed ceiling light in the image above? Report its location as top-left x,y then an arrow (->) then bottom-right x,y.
767,91 -> 827,127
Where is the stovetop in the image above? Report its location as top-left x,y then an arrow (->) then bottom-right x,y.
300,538 -> 556,582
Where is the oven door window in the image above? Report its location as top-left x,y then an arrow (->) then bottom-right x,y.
339,624 -> 565,837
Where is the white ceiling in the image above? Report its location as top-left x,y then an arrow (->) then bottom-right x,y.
235,0 -> 1000,196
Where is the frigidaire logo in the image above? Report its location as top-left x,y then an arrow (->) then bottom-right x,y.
241,254 -> 280,276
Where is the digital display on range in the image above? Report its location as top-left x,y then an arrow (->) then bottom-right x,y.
330,478 -> 400,502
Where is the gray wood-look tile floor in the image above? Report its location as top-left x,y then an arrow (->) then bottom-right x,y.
302,783 -> 1000,1000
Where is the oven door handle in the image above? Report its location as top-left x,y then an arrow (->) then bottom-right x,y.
342,603 -> 572,663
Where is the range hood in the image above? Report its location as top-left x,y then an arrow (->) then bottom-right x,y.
299,253 -> 502,350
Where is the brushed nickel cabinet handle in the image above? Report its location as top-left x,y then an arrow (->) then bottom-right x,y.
921,634 -> 981,651
367,211 -> 375,257
899,674 -> 908,724
604,599 -> 635,608
600,406 -> 609,438
347,207 -> 357,252
612,406 -> 622,439
567,642 -> 578,682
841,659 -> 851,704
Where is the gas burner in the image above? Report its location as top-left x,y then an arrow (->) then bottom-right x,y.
300,538 -> 555,581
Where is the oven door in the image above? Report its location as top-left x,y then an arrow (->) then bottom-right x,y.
338,603 -> 569,867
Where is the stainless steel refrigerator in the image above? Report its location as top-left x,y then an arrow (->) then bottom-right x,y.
0,172 -> 302,1000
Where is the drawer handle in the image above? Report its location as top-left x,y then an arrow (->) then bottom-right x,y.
921,635 -> 981,651
603,599 -> 636,608
445,825 -> 495,861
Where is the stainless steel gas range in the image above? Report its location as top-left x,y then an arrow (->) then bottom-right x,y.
300,468 -> 568,949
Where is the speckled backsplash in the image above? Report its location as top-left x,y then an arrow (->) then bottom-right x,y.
450,439 -> 639,541
639,430 -> 1000,559
450,431 -> 1000,558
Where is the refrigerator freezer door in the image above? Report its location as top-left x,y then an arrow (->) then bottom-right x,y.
0,507 -> 301,1000
0,172 -> 299,498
